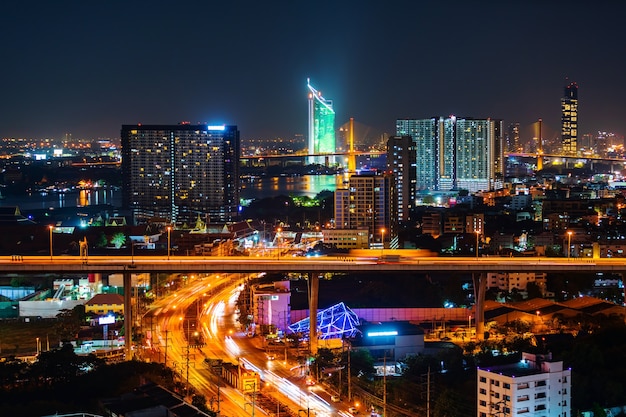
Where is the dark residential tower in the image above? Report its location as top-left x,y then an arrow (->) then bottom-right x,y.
561,81 -> 578,156
121,123 -> 240,224
386,135 -> 417,222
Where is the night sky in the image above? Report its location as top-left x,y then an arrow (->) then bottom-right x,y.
1,1 -> 625,143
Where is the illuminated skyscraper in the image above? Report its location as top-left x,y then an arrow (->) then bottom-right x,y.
395,118 -> 439,190
561,81 -> 578,156
307,78 -> 335,165
397,117 -> 503,193
456,118 -> 504,192
121,123 -> 240,224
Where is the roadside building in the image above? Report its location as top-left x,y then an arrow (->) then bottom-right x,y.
477,352 -> 571,417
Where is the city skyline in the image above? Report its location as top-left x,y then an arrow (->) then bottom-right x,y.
1,2 -> 625,141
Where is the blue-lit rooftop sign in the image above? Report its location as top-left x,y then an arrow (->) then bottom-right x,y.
207,125 -> 226,131
367,330 -> 398,337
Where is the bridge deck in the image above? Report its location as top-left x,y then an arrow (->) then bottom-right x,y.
1,256 -> 625,274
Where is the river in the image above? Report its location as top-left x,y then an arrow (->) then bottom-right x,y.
240,174 -> 338,200
0,188 -> 122,211
0,175 -> 340,211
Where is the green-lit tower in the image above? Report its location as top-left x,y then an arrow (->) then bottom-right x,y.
307,78 -> 335,165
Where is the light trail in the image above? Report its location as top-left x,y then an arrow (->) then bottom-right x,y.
239,357 -> 333,416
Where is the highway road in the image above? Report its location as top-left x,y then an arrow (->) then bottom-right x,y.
3,254 -> 626,274
145,273 -> 261,417
145,272 -> 360,417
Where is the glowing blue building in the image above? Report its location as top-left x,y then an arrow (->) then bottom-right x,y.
288,302 -> 360,339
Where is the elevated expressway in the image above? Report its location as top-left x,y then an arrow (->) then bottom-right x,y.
3,255 -> 625,357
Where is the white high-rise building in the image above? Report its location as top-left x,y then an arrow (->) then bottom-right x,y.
396,116 -> 504,193
477,352 -> 571,417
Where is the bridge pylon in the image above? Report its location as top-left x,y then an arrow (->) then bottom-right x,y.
308,271 -> 319,355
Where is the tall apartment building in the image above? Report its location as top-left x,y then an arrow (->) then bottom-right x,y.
396,116 -> 503,193
506,122 -> 521,153
477,352 -> 571,417
561,81 -> 579,156
121,123 -> 240,224
307,78 -> 335,165
386,135 -> 417,222
334,172 -> 396,247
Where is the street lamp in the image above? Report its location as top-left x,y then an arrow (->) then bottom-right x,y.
48,225 -> 54,260
380,228 -> 386,257
167,226 -> 172,260
36,337 -> 40,355
567,230 -> 573,260
475,231 -> 480,259
276,227 -> 282,260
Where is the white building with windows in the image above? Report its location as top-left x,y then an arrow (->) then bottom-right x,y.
477,352 -> 571,417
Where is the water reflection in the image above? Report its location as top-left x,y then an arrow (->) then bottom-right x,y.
0,188 -> 121,211
1,175 -> 339,210
241,174 -> 338,200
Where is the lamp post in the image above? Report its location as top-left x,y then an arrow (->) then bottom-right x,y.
36,337 -> 40,355
167,226 -> 172,260
48,225 -> 54,260
475,231 -> 480,259
380,228 -> 386,257
567,230 -> 573,260
276,227 -> 282,260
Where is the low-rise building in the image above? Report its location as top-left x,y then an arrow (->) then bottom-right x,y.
351,321 -> 425,362
85,293 -> 125,316
322,228 -> 370,249
477,352 -> 571,417
250,280 -> 291,335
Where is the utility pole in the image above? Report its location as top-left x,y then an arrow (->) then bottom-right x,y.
347,344 -> 352,402
164,330 -> 169,365
383,352 -> 387,417
186,341 -> 190,395
427,366 -> 431,417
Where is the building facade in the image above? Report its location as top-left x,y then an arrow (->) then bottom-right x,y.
334,172 -> 397,247
561,81 -> 579,156
386,135 -> 417,222
322,228 -> 370,249
121,123 -> 240,224
396,117 -> 503,193
307,79 -> 335,165
477,352 -> 571,417
506,122 -> 521,153
250,281 -> 291,335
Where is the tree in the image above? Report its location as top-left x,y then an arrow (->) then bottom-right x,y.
191,393 -> 210,413
526,281 -> 543,299
314,348 -> 336,376
95,232 -> 108,248
350,349 -> 375,379
28,344 -> 104,386
9,276 -> 31,287
111,232 -> 127,249
54,308 -> 82,342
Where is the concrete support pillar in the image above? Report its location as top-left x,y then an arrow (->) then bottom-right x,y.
474,272 -> 488,341
308,271 -> 319,355
123,271 -> 133,360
